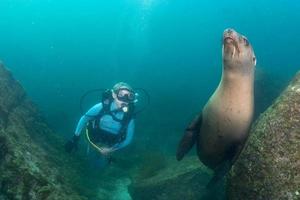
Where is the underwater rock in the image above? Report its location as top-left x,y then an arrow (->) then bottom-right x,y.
227,71 -> 300,200
129,156 -> 224,200
0,62 -> 85,199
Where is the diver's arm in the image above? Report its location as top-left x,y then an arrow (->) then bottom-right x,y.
65,103 -> 102,153
74,103 -> 103,136
112,119 -> 135,150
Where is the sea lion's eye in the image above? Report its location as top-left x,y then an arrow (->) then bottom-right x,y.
253,57 -> 257,65
243,37 -> 249,46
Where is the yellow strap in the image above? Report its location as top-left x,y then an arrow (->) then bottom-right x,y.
85,128 -> 104,153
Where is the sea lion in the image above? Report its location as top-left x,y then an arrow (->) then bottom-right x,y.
176,28 -> 256,173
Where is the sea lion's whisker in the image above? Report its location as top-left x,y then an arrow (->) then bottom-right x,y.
232,47 -> 236,58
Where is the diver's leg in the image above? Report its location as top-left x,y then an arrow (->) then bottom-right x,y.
88,148 -> 108,169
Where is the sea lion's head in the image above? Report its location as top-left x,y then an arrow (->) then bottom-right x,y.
222,28 -> 256,73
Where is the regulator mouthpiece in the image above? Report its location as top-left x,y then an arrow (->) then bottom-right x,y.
122,106 -> 129,113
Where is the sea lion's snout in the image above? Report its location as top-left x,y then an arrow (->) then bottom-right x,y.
223,28 -> 238,42
223,28 -> 252,50
223,28 -> 239,60
222,28 -> 256,68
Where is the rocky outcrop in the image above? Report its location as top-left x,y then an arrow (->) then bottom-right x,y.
0,62 -> 85,199
128,156 -> 224,200
227,71 -> 300,200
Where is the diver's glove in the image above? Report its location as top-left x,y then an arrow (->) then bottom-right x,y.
64,134 -> 80,153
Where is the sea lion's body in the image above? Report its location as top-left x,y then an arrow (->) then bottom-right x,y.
198,69 -> 254,168
177,28 -> 257,170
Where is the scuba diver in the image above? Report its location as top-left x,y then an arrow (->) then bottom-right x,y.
65,82 -> 137,166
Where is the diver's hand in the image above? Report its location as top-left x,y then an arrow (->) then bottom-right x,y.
64,134 -> 80,153
100,147 -> 115,156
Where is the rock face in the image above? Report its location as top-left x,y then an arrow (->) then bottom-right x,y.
0,62 -> 84,199
129,156 -> 224,200
227,71 -> 300,200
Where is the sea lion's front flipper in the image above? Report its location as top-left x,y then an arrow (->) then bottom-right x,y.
176,113 -> 202,161
206,143 -> 240,189
206,160 -> 231,189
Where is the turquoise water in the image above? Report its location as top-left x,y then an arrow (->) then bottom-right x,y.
0,0 -> 299,199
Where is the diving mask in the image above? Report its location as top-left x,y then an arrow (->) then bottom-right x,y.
116,89 -> 136,103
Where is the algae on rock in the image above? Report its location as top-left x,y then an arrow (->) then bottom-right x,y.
128,156 -> 224,200
0,61 -> 86,199
227,71 -> 300,200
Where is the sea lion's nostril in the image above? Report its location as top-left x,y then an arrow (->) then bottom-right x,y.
227,29 -> 233,34
243,37 -> 249,46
